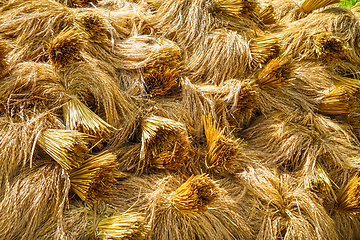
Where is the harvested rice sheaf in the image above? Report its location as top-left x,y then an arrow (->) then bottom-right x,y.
145,174 -> 251,239
240,167 -> 338,240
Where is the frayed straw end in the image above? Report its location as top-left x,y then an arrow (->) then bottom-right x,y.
97,213 -> 149,240
63,98 -> 116,141
203,115 -> 240,170
141,116 -> 190,170
336,175 -> 360,215
300,0 -> 341,14
38,129 -> 91,170
69,151 -> 119,204
318,86 -> 351,115
171,174 -> 221,213
314,32 -> 345,61
256,57 -> 292,87
48,28 -> 85,68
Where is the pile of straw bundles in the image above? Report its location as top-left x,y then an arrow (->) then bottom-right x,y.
1,0 -> 360,239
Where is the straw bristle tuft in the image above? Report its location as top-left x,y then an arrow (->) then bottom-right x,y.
250,36 -> 279,70
69,151 -> 119,204
336,174 -> 360,214
37,129 -> 91,170
71,0 -> 98,7
48,28 -> 85,68
259,4 -> 276,24
300,0 -> 341,14
304,160 -> 336,199
143,66 -> 181,97
141,116 -> 190,170
203,115 -> 240,170
75,12 -> 110,43
97,213 -> 149,240
257,57 -> 292,87
171,174 -> 221,213
318,86 -> 351,115
212,0 -> 259,22
63,98 -> 115,141
314,32 -> 345,61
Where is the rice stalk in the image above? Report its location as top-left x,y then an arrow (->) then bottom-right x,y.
69,151 -> 120,204
279,6 -> 360,63
59,61 -> 137,127
56,0 -> 98,7
63,98 -> 115,141
117,36 -> 181,70
203,115 -> 240,170
186,28 -> 251,85
242,111 -> 360,176
140,116 -> 190,170
211,0 -> 260,28
149,0 -> 218,50
300,0 -> 341,13
0,112 -> 64,192
37,129 -> 91,170
97,213 -> 149,240
144,174 -> 253,239
0,162 -> 70,240
318,86 -> 351,115
336,174 -> 360,214
259,3 -> 276,24
0,62 -> 66,118
73,10 -> 124,69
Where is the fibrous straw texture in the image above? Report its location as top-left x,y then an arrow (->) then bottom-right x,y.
0,163 -> 70,240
